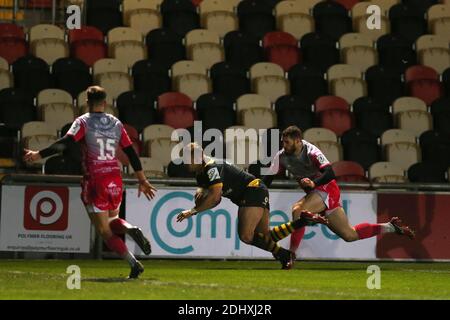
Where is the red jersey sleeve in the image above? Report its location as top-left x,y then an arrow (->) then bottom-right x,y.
119,126 -> 133,148
66,118 -> 85,142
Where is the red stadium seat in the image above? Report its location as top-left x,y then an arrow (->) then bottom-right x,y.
405,66 -> 443,105
263,31 -> 300,72
0,23 -> 28,64
333,0 -> 361,11
157,92 -> 196,129
26,0 -> 53,8
314,95 -> 350,113
332,160 -> 368,182
405,65 -> 439,82
319,109 -> 354,136
69,27 -> 107,67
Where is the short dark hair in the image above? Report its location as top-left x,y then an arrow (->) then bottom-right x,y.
86,86 -> 106,107
282,126 -> 303,140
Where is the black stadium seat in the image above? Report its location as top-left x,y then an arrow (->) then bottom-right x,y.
377,34 -> 417,73
430,97 -> 450,137
275,95 -> 314,132
223,31 -> 264,70
341,128 -> 380,169
117,91 -> 158,133
160,0 -> 200,36
237,0 -> 275,38
210,62 -> 251,101
131,60 -> 171,99
145,28 -> 186,68
0,88 -> 36,130
365,65 -> 404,106
12,55 -> 51,96
44,155 -> 82,175
52,57 -> 92,98
408,162 -> 447,183
419,130 -> 450,169
312,1 -> 352,41
443,68 -> 450,97
288,64 -> 327,104
86,0 -> 123,34
167,159 -> 195,178
352,97 -> 393,138
300,33 -> 339,73
196,93 -> 236,132
389,3 -> 427,42
60,123 -> 82,164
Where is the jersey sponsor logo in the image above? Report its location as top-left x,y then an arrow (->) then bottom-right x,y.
316,153 -> 328,165
69,120 -> 81,136
207,167 -> 220,182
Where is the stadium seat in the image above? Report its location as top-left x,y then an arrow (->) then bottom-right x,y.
12,55 -> 51,96
69,26 -> 107,67
319,109 -> 354,137
123,0 -> 162,35
381,128 -> 421,170
223,31 -> 264,70
128,157 -> 167,177
44,155 -> 82,175
288,64 -> 327,104
274,0 -> 315,40
236,94 -> 274,129
158,92 -> 196,129
224,125 -> 259,169
196,93 -> 236,132
86,0 -> 123,34
171,60 -> 211,100
376,34 -> 417,72
275,94 -> 314,131
52,58 -> 92,98
332,160 -> 368,182
108,27 -> 147,68
167,158 -> 196,177
131,59 -> 170,98
352,2 -> 391,41
145,28 -> 186,68
405,65 -> 443,105
312,1 -> 351,41
314,95 -> 349,113
428,4 -> 450,41
334,0 -> 360,11
237,0 -> 275,38
300,32 -> 339,72
419,130 -> 450,169
185,29 -> 224,69
199,0 -> 238,38
210,61 -> 251,101
29,24 -> 69,65
369,161 -> 407,183
249,62 -> 290,103
0,88 -> 36,130
408,161 -> 447,183
304,127 -> 338,143
59,122 -> 82,164
392,96 -> 432,137
93,59 -> 133,99
117,91 -> 158,132
339,33 -> 378,72
263,31 -> 301,72
21,121 -> 58,167
389,3 -> 427,42
341,128 -> 380,169
327,64 -> 367,104
160,0 -> 200,36
0,23 -> 27,64
142,124 -> 178,164
402,0 -> 439,14
365,65 -> 403,105
430,97 -> 450,137
0,123 -> 17,165
352,97 -> 393,138
416,35 -> 450,74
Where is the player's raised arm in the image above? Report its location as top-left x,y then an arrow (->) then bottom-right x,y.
23,134 -> 77,164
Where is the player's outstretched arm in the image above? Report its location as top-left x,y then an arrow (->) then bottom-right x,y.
23,135 -> 76,164
122,145 -> 157,200
176,185 -> 222,222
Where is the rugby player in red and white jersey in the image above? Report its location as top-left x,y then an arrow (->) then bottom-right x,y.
23,86 -> 157,279
263,126 -> 415,269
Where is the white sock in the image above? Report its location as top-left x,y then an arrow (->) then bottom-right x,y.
124,251 -> 138,268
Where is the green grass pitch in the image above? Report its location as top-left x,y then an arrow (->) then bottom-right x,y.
0,259 -> 449,299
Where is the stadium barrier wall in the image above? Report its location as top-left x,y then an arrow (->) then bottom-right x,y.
1,175 -> 449,260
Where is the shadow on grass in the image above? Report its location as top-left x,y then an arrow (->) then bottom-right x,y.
83,277 -> 160,283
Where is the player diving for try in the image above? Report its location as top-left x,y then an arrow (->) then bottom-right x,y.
23,86 -> 157,279
176,142 -> 328,268
262,126 -> 416,269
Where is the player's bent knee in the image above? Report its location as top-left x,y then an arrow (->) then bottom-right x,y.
238,232 -> 254,245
